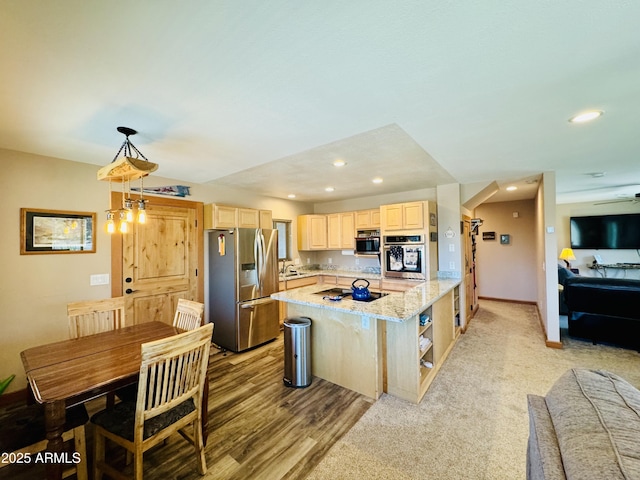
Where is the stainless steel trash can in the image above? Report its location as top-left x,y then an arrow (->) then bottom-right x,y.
283,317 -> 311,388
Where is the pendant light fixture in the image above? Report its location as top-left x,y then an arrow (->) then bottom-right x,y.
97,127 -> 158,234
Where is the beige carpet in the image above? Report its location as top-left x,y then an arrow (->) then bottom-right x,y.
306,300 -> 640,480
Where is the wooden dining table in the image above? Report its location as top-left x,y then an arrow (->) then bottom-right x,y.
20,321 -> 210,480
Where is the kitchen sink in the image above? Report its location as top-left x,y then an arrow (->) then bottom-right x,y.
315,287 -> 389,302
282,272 -> 301,277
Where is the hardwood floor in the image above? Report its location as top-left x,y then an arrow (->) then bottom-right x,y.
1,333 -> 373,479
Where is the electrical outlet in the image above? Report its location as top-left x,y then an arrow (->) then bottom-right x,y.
449,261 -> 455,270
362,316 -> 370,330
294,258 -> 300,265
328,258 -> 332,264
355,258 -> 360,265
448,244 -> 455,252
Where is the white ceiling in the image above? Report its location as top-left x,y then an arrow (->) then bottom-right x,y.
2,1 -> 639,204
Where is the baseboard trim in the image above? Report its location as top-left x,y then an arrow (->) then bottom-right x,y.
478,296 -> 536,305
534,303 -> 563,349
545,340 -> 563,349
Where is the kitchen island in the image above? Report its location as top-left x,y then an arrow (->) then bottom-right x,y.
271,277 -> 461,403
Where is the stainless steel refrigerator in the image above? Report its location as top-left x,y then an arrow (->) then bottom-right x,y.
208,228 -> 280,352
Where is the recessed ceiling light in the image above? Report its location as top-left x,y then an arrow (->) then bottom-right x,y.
506,186 -> 518,191
589,172 -> 606,178
325,187 -> 335,192
372,177 -> 383,184
287,194 -> 296,198
332,159 -> 346,167
569,110 -> 603,123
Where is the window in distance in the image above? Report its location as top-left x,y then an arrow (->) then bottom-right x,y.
274,219 -> 291,261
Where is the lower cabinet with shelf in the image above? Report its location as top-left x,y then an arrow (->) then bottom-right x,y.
418,309 -> 434,386
385,289 -> 455,403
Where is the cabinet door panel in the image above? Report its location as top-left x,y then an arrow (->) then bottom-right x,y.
403,202 -> 424,229
340,213 -> 355,248
383,205 -> 403,230
309,216 -> 327,249
238,208 -> 259,228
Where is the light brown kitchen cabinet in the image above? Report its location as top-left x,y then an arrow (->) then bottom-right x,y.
327,212 -> 355,249
380,201 -> 427,231
259,210 -> 273,229
238,208 -> 259,228
385,288 -> 455,403
204,204 -> 237,229
278,276 -> 318,326
355,209 -> 380,229
297,215 -> 328,250
204,204 -> 273,230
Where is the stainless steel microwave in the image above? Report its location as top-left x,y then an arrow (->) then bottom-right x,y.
354,235 -> 380,255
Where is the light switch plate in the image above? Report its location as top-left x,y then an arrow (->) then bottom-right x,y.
361,316 -> 370,330
90,274 -> 110,286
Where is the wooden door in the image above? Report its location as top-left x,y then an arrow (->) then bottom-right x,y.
462,215 -> 476,329
111,193 -> 203,325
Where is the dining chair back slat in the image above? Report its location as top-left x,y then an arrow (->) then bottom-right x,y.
67,297 -> 126,339
173,298 -> 205,331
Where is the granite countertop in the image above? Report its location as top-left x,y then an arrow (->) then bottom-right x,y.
271,277 -> 460,323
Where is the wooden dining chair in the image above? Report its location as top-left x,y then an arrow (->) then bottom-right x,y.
0,401 -> 89,480
91,322 -> 213,480
173,298 -> 205,330
67,296 -> 126,339
68,296 -> 126,407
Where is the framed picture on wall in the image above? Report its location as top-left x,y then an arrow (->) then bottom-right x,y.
500,234 -> 510,245
20,208 -> 96,254
482,231 -> 496,240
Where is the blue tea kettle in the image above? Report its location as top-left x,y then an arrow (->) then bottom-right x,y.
351,279 -> 371,300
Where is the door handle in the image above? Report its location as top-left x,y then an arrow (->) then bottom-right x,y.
240,298 -> 274,308
125,288 -> 136,294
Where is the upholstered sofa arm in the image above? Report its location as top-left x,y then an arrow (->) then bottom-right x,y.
526,369 -> 640,480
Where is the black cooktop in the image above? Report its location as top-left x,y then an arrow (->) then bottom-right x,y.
315,287 -> 389,302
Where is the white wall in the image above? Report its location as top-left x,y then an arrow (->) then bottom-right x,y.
538,172 -> 560,344
475,199 -> 537,302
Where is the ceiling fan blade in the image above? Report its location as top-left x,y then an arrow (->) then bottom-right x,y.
593,198 -> 637,205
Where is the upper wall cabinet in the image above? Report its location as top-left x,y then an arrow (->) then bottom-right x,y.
204,204 -> 273,229
355,209 -> 380,230
298,215 -> 328,250
259,210 -> 273,229
204,204 -> 237,229
238,208 -> 260,228
327,212 -> 355,249
380,201 -> 426,231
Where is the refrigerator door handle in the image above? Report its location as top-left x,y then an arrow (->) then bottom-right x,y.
254,229 -> 261,288
240,297 -> 275,309
255,228 -> 265,291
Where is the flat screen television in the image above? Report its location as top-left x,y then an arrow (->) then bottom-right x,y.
570,213 -> 640,249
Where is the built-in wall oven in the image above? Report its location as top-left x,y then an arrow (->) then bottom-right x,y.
383,234 -> 426,280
